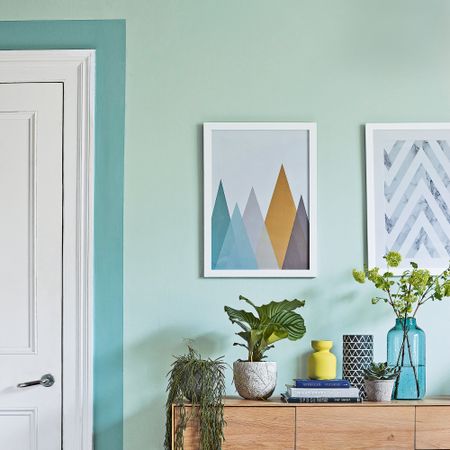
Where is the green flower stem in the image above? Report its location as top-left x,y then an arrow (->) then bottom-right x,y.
404,332 -> 420,398
394,332 -> 406,398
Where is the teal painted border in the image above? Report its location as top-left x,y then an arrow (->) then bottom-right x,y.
0,20 -> 125,450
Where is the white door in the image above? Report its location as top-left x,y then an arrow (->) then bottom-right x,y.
0,83 -> 63,449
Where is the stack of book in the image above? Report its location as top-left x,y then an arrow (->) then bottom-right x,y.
281,379 -> 362,403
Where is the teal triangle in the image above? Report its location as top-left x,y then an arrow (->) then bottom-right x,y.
211,181 -> 230,269
215,204 -> 258,270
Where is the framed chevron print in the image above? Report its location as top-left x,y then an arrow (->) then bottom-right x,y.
366,123 -> 450,275
203,122 -> 317,277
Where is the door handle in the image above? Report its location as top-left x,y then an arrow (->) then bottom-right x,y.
17,374 -> 55,388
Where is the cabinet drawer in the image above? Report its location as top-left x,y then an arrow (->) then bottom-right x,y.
296,406 -> 415,449
176,406 -> 295,450
416,406 -> 450,449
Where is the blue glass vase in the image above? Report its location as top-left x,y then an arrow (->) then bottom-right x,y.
387,318 -> 426,399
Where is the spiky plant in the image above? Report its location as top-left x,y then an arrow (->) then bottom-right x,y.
364,362 -> 400,381
164,346 -> 226,450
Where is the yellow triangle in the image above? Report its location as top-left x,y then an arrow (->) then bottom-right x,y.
265,165 -> 297,268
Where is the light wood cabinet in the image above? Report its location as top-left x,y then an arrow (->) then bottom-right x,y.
175,406 -> 295,449
296,406 -> 415,449
416,406 -> 450,449
173,397 -> 450,450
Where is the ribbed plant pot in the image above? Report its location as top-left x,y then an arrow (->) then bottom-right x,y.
364,379 -> 395,402
233,361 -> 277,400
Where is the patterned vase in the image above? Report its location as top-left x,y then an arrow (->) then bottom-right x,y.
343,335 -> 373,399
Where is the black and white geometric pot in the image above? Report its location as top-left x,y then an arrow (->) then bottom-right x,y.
342,335 -> 373,399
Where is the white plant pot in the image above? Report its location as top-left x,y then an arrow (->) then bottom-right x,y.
233,361 -> 277,400
364,379 -> 395,402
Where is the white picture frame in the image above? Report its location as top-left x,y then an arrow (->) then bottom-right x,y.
204,122 -> 317,278
366,123 -> 450,275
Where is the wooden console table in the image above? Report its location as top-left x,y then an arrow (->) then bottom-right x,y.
172,396 -> 450,449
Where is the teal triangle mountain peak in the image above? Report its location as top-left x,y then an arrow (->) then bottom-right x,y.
211,180 -> 230,269
215,204 -> 257,270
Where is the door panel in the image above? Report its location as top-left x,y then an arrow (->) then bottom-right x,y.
0,83 -> 63,450
0,409 -> 37,450
0,112 -> 36,353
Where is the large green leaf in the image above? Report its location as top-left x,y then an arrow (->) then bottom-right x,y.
224,306 -> 260,329
263,324 -> 289,344
270,309 -> 306,340
238,295 -> 258,310
256,299 -> 305,321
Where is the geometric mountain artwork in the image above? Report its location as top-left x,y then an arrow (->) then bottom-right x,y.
204,123 -> 316,277
211,165 -> 310,270
383,140 -> 450,259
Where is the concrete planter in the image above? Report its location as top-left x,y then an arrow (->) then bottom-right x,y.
364,379 -> 395,402
233,361 -> 277,400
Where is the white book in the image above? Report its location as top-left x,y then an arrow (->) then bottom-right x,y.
286,385 -> 360,398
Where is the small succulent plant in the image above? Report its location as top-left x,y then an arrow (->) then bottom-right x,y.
364,362 -> 400,381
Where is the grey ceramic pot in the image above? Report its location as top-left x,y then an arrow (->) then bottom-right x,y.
364,379 -> 395,402
233,361 -> 277,400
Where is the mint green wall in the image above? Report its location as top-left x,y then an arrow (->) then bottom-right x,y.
0,20 -> 125,450
2,2 -> 450,450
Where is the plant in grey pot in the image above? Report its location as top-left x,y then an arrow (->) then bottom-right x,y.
364,362 -> 400,402
225,295 -> 306,400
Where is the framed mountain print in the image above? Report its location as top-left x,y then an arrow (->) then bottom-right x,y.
204,122 -> 317,278
366,123 -> 450,274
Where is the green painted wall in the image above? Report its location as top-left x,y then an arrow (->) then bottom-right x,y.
2,2 -> 450,450
0,20 -> 125,450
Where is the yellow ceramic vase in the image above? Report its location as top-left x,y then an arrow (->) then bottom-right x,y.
307,340 -> 337,380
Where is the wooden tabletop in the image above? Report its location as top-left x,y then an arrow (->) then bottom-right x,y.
217,395 -> 450,407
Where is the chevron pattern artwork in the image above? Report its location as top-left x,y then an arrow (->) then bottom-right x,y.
342,335 -> 373,399
384,139 -> 450,260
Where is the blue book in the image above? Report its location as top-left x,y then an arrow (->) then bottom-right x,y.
281,393 -> 361,403
294,379 -> 350,389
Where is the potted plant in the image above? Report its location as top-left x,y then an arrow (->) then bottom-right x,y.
364,362 -> 400,402
164,346 -> 226,450
224,295 -> 306,400
353,251 -> 450,399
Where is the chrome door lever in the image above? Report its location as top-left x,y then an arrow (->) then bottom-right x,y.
17,374 -> 55,388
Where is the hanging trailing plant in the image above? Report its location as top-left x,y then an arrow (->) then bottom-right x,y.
164,346 -> 226,450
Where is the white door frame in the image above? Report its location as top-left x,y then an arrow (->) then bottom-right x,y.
0,50 -> 95,450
